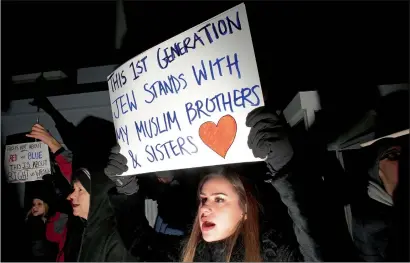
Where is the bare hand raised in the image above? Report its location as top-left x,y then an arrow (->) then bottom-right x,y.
26,124 -> 62,153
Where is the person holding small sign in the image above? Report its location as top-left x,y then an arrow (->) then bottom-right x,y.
26,123 -> 74,262
84,105 -> 330,262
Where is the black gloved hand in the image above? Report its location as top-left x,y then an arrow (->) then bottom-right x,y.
246,106 -> 294,176
104,144 -> 139,195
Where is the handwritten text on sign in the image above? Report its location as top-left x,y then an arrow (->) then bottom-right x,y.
107,3 -> 264,176
4,142 -> 51,183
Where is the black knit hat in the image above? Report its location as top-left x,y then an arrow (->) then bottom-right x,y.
72,168 -> 91,193
29,179 -> 54,206
374,90 -> 409,139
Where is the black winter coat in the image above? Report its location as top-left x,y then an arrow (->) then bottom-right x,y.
63,169 -> 137,262
25,216 -> 58,262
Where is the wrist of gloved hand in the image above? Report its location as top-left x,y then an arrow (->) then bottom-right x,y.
108,175 -> 139,195
246,106 -> 294,178
265,138 -> 294,173
104,144 -> 139,195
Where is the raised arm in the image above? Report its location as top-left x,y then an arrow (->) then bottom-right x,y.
29,97 -> 77,150
246,106 -> 327,262
26,124 -> 72,182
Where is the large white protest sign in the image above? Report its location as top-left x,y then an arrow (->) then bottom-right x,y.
107,3 -> 264,176
4,142 -> 51,183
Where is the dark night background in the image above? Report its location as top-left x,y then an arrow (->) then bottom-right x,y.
2,1 -> 408,111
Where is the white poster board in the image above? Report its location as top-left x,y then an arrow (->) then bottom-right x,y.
107,3 -> 264,176
4,142 -> 51,183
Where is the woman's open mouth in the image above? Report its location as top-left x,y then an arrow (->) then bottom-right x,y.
202,221 -> 216,232
72,204 -> 80,208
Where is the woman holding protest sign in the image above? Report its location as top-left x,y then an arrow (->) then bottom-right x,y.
26,123 -> 74,261
92,105 -> 333,262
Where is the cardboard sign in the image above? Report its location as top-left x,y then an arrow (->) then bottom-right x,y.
4,142 -> 51,183
107,3 -> 264,176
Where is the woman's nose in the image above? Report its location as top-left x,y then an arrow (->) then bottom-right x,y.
67,192 -> 75,200
200,204 -> 212,215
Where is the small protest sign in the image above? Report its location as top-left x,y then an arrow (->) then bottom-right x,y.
4,142 -> 51,183
107,3 -> 264,175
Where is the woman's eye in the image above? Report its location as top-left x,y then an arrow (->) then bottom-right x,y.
200,197 -> 207,205
215,197 -> 225,203
387,152 -> 400,161
381,148 -> 401,161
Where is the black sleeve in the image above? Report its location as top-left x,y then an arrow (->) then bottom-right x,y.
269,169 -> 325,262
138,177 -> 166,201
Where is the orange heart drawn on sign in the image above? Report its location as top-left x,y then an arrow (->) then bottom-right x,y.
199,115 -> 237,158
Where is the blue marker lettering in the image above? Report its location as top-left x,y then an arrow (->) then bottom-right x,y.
226,53 -> 241,79
128,150 -> 142,168
226,11 -> 242,33
185,86 -> 261,124
218,20 -> 228,35
186,136 -> 198,153
145,136 -> 199,162
192,54 -> 240,86
144,74 -> 188,104
129,56 -> 148,80
134,111 -> 181,142
115,125 -> 129,145
112,90 -> 138,119
192,60 -> 208,86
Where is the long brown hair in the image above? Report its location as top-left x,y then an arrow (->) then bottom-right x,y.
182,168 -> 262,262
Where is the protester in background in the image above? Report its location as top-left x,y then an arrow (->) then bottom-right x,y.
347,90 -> 409,262
138,170 -> 199,237
26,196 -> 49,223
351,136 -> 408,262
25,190 -> 58,262
62,167 -> 136,261
26,123 -> 73,261
387,141 -> 409,262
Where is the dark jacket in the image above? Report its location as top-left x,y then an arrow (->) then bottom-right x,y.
63,169 -> 136,262
192,232 -> 300,262
25,216 -> 58,262
351,196 -> 392,262
138,174 -> 198,234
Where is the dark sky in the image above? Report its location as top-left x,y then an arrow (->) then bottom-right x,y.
2,1 -> 409,110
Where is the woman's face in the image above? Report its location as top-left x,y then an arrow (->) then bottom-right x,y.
67,181 -> 90,219
31,198 -> 45,216
198,176 -> 245,242
379,146 -> 401,196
